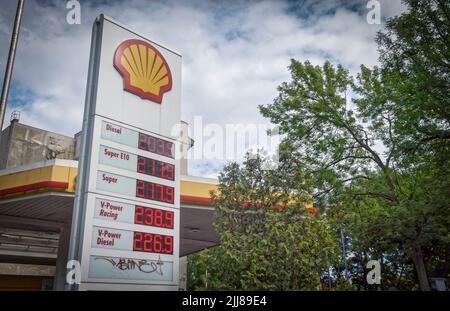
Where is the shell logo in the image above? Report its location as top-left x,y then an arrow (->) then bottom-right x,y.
114,39 -> 172,103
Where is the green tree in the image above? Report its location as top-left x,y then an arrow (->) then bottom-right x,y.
259,1 -> 450,286
188,0 -> 449,291
260,54 -> 449,290
188,152 -> 338,290
376,0 -> 450,158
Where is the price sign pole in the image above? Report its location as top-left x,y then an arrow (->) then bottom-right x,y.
67,15 -> 182,290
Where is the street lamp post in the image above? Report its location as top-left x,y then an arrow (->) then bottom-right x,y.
0,0 -> 25,138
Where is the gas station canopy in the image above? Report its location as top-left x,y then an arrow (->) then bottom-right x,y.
0,159 -> 219,265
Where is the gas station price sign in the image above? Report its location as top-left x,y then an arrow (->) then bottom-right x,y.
94,198 -> 174,229
99,145 -> 175,181
70,16 -> 181,290
91,226 -> 174,255
133,231 -> 173,254
96,171 -> 175,205
100,121 -> 175,159
134,205 -> 174,229
135,179 -> 174,204
137,156 -> 174,181
138,132 -> 174,158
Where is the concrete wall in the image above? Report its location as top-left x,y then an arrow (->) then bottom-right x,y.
0,125 -> 12,169
74,131 -> 82,161
0,121 -> 75,169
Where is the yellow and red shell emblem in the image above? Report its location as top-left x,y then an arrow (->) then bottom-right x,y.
114,39 -> 172,103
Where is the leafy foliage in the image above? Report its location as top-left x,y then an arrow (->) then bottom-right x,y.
188,0 -> 449,291
188,153 -> 338,290
258,0 -> 449,290
376,0 -> 450,158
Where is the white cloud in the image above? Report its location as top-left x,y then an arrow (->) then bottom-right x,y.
0,0 -> 407,177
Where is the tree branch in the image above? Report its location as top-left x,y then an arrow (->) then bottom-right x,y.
351,192 -> 397,202
313,175 -> 371,198
312,155 -> 375,173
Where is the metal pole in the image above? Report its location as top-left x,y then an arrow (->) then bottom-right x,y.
0,0 -> 25,135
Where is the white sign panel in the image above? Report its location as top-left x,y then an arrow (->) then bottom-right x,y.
68,15 -> 181,291
89,255 -> 173,282
94,198 -> 135,223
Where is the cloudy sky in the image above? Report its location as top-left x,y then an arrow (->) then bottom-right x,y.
0,0 -> 406,177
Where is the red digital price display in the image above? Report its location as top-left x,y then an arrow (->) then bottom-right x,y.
138,132 -> 174,158
134,205 -> 174,229
137,155 -> 174,181
133,231 -> 173,254
136,180 -> 174,204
